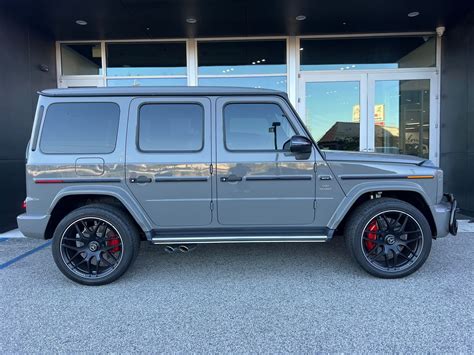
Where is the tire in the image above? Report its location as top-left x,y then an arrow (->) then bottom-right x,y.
52,204 -> 140,286
345,198 -> 432,278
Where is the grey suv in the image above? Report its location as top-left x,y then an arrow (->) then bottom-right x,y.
17,87 -> 458,285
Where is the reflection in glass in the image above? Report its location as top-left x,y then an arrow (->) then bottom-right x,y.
300,37 -> 436,71
374,80 -> 430,158
199,76 -> 287,91
198,40 -> 287,75
139,104 -> 203,152
106,42 -> 187,76
107,78 -> 187,87
224,104 -> 295,151
40,103 -> 119,154
305,81 -> 360,151
61,44 -> 102,75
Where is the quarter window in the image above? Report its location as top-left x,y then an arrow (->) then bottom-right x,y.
40,103 -> 120,154
224,103 -> 296,151
138,104 -> 204,152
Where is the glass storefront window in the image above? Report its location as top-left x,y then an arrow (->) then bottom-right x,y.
106,42 -> 187,76
198,40 -> 287,75
304,81 -> 361,151
300,36 -> 436,71
61,43 -> 102,75
107,78 -> 187,87
199,76 -> 287,91
373,79 -> 430,158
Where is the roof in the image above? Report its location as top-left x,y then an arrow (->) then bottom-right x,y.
39,86 -> 288,98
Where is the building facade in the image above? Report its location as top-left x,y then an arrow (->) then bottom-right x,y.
0,0 -> 473,231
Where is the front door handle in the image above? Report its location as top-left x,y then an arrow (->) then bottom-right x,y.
220,175 -> 242,182
130,176 -> 152,184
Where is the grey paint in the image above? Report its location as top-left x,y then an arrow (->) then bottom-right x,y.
18,90 -> 454,242
0,10 -> 56,232
440,10 -> 474,215
126,96 -> 213,227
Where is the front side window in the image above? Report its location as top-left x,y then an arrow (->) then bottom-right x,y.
138,104 -> 204,152
224,103 -> 296,151
40,103 -> 120,154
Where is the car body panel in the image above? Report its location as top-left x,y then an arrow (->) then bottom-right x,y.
215,96 -> 318,226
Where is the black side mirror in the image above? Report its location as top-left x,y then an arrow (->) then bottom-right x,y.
289,135 -> 312,154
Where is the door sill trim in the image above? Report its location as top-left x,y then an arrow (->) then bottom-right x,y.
151,235 -> 329,244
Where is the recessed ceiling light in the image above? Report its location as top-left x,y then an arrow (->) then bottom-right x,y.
186,18 -> 197,24
408,11 -> 420,17
75,20 -> 87,26
296,15 -> 306,21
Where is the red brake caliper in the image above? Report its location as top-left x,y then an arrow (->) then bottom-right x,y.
106,232 -> 121,253
365,220 -> 378,251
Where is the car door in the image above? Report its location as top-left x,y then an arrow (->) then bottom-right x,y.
216,96 -> 316,226
126,97 -> 212,227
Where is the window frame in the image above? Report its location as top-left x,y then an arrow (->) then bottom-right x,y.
136,102 -> 205,153
222,101 -> 299,153
39,102 -> 121,155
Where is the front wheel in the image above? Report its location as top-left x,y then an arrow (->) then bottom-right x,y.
345,198 -> 432,278
52,204 -> 140,285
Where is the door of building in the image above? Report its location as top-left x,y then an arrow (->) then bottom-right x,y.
298,71 -> 438,164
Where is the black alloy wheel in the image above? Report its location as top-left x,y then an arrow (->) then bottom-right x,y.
52,204 -> 140,285
345,198 -> 432,278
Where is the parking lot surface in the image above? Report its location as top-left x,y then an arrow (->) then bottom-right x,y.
0,231 -> 473,353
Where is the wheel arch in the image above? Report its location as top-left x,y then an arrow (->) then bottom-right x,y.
44,187 -> 153,240
330,188 -> 437,237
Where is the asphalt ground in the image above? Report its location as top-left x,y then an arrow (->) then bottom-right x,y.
0,229 -> 472,353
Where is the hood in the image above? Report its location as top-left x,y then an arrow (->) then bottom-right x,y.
323,150 -> 427,165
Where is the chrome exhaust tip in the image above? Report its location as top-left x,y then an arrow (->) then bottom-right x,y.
178,245 -> 189,253
164,245 -> 176,253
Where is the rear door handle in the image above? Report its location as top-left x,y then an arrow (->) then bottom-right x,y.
220,175 -> 242,182
130,176 -> 152,184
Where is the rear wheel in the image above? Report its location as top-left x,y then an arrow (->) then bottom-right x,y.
52,204 -> 140,285
345,198 -> 432,278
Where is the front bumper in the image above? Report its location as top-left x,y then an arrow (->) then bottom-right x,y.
16,213 -> 50,239
432,194 -> 458,238
445,193 -> 458,235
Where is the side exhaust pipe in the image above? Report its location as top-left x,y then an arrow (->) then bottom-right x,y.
178,245 -> 190,253
164,244 -> 197,254
164,245 -> 176,254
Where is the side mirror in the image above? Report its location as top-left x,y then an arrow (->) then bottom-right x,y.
289,135 -> 312,154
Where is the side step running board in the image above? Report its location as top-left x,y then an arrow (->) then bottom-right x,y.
151,235 -> 329,244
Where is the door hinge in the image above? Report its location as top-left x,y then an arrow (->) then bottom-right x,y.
313,200 -> 317,209
297,97 -> 301,103
210,201 -> 214,211
313,163 -> 318,172
209,163 -> 213,175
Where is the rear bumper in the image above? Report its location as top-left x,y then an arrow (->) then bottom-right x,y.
432,193 -> 458,238
16,213 -> 50,239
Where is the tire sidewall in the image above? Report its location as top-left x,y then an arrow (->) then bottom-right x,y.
52,206 -> 137,286
347,199 -> 432,278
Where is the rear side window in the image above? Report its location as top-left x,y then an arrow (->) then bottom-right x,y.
224,103 -> 296,151
138,103 -> 204,152
40,103 -> 120,154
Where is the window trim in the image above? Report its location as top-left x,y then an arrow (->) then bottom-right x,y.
136,102 -> 205,153
39,102 -> 121,155
222,101 -> 299,153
